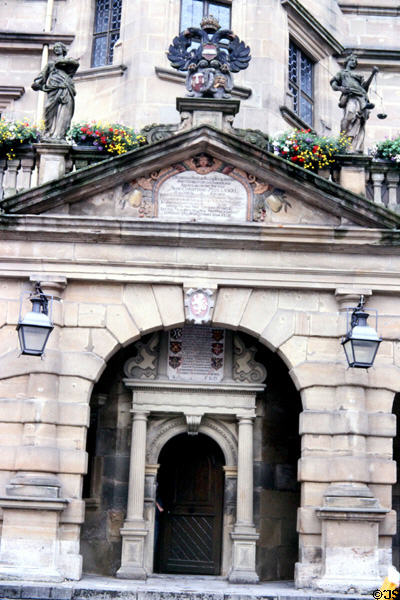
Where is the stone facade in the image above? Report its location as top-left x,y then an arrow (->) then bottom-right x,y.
1,0 -> 400,593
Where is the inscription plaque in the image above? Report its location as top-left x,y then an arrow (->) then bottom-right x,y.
157,171 -> 250,223
168,325 -> 225,382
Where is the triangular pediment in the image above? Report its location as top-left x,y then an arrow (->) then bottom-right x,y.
1,125 -> 399,231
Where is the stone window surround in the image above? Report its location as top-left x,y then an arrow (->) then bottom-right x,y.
281,0 -> 344,132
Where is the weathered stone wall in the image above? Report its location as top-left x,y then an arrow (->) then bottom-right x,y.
1,0 -> 398,150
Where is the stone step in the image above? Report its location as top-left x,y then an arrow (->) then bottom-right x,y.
0,578 -> 370,600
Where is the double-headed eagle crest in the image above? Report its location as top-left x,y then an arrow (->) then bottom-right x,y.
167,15 -> 251,99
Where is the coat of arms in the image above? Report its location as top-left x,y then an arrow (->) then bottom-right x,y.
167,15 -> 251,99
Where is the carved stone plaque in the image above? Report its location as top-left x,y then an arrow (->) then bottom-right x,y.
157,170 -> 249,223
168,325 -> 225,382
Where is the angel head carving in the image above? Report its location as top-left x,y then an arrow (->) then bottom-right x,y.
167,16 -> 251,99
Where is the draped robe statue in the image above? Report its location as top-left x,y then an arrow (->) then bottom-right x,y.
330,54 -> 378,154
32,42 -> 79,141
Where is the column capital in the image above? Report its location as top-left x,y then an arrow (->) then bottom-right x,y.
130,411 -> 150,420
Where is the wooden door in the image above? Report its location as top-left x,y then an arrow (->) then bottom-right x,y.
157,433 -> 224,575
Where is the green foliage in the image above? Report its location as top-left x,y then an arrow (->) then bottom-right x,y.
0,119 -> 40,159
372,138 -> 400,164
67,121 -> 147,155
272,129 -> 350,171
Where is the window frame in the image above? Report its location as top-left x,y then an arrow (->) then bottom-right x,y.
91,0 -> 122,69
288,39 -> 314,128
179,0 -> 232,32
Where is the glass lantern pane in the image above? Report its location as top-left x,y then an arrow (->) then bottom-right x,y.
94,0 -> 111,33
352,340 -> 379,366
181,0 -> 204,30
21,325 -> 50,354
343,339 -> 354,366
208,2 -> 231,29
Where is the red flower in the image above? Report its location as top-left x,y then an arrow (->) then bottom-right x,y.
95,130 -> 100,136
101,136 -> 106,143
293,145 -> 299,151
290,156 -> 297,161
282,150 -> 287,155
81,127 -> 87,133
298,157 -> 305,162
109,128 -> 114,132
312,145 -> 319,153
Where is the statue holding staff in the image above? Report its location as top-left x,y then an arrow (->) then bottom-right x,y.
330,54 -> 378,153
32,42 -> 79,141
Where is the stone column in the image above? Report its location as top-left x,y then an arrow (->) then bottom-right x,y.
229,416 -> 259,583
117,411 -> 149,580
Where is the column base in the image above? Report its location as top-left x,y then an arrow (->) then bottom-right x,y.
228,569 -> 259,584
229,528 -> 259,584
116,565 -> 147,580
118,524 -> 148,581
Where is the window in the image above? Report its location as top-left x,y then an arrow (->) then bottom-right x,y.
92,0 -> 122,68
288,41 -> 314,126
180,0 -> 231,31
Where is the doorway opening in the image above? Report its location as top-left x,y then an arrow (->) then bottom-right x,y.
155,432 -> 225,575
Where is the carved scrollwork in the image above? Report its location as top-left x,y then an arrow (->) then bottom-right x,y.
232,334 -> 267,383
123,332 -> 160,379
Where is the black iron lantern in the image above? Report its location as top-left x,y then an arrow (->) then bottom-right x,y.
17,283 -> 54,356
341,296 -> 381,368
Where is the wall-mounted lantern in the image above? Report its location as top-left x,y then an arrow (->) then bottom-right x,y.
17,282 -> 54,356
341,295 -> 381,368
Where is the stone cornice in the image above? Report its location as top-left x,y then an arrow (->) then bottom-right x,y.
338,48 -> 400,70
281,0 -> 344,59
0,32 -> 75,52
1,126 -> 399,230
338,1 -> 400,16
124,380 -> 264,393
74,64 -> 127,81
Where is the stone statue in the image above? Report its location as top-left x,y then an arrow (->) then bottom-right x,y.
330,54 -> 378,153
167,15 -> 251,99
32,42 -> 79,141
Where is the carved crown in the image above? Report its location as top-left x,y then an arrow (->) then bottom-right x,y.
201,14 -> 221,33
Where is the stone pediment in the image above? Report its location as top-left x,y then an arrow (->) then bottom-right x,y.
1,125 -> 399,231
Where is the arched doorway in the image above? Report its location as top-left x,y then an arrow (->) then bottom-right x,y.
155,433 -> 225,575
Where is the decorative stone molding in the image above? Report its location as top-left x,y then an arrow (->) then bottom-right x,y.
146,415 -> 237,466
281,0 -> 344,60
0,32 -> 74,53
338,1 -> 400,16
335,287 -> 372,312
74,64 -> 127,82
29,274 -> 67,300
233,334 -> 267,383
185,414 -> 202,435
124,333 -> 160,379
184,288 -> 215,325
0,85 -> 24,112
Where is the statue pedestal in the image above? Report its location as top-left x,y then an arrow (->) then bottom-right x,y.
176,97 -> 240,132
34,142 -> 70,185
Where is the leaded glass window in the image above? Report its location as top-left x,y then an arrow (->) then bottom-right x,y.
288,41 -> 314,125
180,0 -> 231,31
92,0 -> 122,68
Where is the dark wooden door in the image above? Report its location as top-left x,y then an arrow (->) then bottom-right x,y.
157,433 -> 224,575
